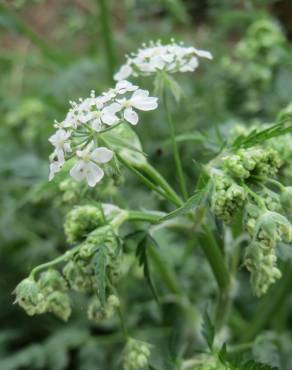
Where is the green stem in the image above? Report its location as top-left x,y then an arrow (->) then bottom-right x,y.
198,225 -> 231,330
96,0 -> 116,82
127,210 -> 164,223
242,262 -> 292,342
140,162 -> 183,207
163,90 -> 188,200
30,245 -> 80,279
118,155 -> 175,202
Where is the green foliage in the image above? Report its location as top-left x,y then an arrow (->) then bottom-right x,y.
2,1 -> 292,370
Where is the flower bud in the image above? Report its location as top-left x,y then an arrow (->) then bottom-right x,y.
63,260 -> 95,293
14,277 -> 46,316
123,338 -> 151,370
38,269 -> 67,294
64,205 -> 104,244
46,291 -> 71,321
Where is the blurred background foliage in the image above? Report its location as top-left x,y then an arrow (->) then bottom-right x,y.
0,0 -> 292,369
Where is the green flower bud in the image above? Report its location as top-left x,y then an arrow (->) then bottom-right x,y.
211,175 -> 246,223
64,205 -> 104,244
38,269 -> 67,294
223,148 -> 281,180
87,294 -> 120,323
14,277 -> 46,316
59,178 -> 80,205
63,260 -> 95,293
280,186 -> 292,214
46,291 -> 71,321
123,338 -> 151,370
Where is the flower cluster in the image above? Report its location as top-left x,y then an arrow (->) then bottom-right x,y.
87,294 -> 120,324
14,204 -> 125,321
244,205 -> 292,296
208,139 -> 292,295
123,338 -> 151,370
211,173 -> 246,224
222,147 -> 282,179
64,205 -> 105,244
114,39 -> 212,81
49,80 -> 158,186
14,270 -> 71,321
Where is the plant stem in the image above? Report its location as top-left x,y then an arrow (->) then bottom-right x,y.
242,262 -> 292,342
96,0 -> 116,82
30,245 -> 80,279
163,90 -> 188,200
198,225 -> 231,330
127,210 -> 164,223
117,154 -> 178,205
140,162 -> 183,207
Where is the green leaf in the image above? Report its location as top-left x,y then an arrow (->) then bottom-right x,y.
157,176 -> 211,223
135,232 -> 159,302
94,247 -> 108,307
231,122 -> 292,150
201,310 -> 215,351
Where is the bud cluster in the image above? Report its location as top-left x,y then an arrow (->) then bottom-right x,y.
123,338 -> 151,370
14,203 -> 125,321
211,173 -> 246,223
64,205 -> 105,244
87,294 -> 120,323
223,147 -> 282,180
243,204 -> 292,296
14,270 -> 71,321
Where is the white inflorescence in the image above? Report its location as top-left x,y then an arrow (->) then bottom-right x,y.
114,39 -> 213,81
48,80 -> 158,186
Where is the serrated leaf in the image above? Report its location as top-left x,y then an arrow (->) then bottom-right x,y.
94,247 -> 108,307
156,177 -> 211,223
231,122 -> 292,150
201,310 -> 215,351
135,232 -> 159,302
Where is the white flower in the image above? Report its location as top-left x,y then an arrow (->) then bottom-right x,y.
49,81 -> 158,185
115,80 -> 138,94
49,160 -> 63,181
69,144 -> 113,187
114,40 -> 213,81
117,89 -> 158,125
114,64 -> 133,81
49,129 -> 71,164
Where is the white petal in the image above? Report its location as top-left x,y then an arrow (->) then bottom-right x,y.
132,89 -> 149,99
106,102 -> 122,113
91,118 -> 102,132
115,80 -> 138,93
70,161 -> 87,181
86,162 -> 104,187
91,147 -> 113,163
193,48 -> 213,60
102,112 -> 119,126
131,96 -> 158,111
124,107 -> 139,125
49,161 -> 62,181
114,64 -> 133,81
